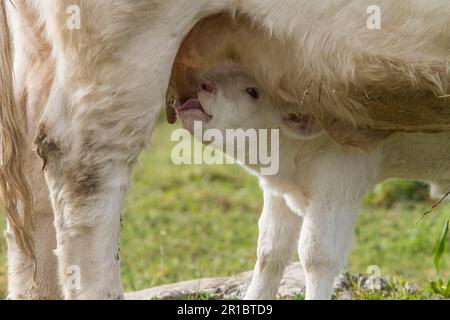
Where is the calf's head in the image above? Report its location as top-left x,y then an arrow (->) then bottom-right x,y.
175,64 -> 324,142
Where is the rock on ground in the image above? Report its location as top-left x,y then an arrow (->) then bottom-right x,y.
125,263 -> 381,300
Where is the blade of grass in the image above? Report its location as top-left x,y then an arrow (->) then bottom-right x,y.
434,219 -> 449,275
445,279 -> 450,296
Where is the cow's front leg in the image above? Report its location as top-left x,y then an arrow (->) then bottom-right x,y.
244,190 -> 302,300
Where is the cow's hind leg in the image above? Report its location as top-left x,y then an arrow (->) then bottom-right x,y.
36,108 -> 153,299
33,0 -> 218,299
35,68 -> 161,299
36,118 -> 150,299
6,152 -> 60,299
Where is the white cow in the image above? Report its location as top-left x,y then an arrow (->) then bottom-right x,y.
0,0 -> 449,299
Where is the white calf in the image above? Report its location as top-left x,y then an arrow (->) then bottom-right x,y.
175,64 -> 450,299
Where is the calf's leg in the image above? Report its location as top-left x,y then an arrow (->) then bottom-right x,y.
244,190 -> 302,300
299,152 -> 376,300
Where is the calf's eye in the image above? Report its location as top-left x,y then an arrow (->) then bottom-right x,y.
245,87 -> 259,100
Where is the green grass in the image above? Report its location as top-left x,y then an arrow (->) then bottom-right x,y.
352,204 -> 449,284
0,120 -> 449,299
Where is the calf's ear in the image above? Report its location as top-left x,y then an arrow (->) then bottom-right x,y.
280,113 -> 324,140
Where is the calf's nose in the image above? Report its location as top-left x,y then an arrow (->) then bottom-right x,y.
198,79 -> 216,93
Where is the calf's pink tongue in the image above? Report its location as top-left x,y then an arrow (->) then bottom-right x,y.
176,98 -> 202,111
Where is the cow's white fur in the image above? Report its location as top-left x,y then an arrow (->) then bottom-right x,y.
177,66 -> 450,299
2,0 -> 449,300
6,0 -> 237,300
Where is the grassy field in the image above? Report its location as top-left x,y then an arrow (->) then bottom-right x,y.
0,120 -> 449,299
